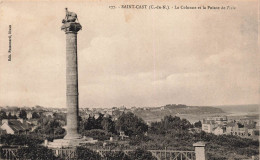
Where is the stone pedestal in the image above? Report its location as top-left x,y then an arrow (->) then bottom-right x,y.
193,141 -> 207,160
46,137 -> 98,148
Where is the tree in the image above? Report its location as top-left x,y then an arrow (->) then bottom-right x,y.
150,115 -> 192,133
237,123 -> 244,128
6,112 -> 17,119
84,116 -> 96,130
33,118 -> 65,137
32,112 -> 40,119
53,112 -> 66,121
95,113 -> 104,129
194,121 -> 202,128
83,114 -> 105,131
7,112 -> 12,119
115,112 -> 148,137
101,116 -> 116,133
0,111 -> 7,120
19,110 -> 27,119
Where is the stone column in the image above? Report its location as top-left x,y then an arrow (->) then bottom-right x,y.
65,31 -> 80,139
61,18 -> 82,140
193,141 -> 206,160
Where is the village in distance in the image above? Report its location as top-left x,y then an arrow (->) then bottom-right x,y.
0,104 -> 259,159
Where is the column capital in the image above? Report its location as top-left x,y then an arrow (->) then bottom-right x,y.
61,22 -> 82,33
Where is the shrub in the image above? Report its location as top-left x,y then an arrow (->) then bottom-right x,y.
17,146 -> 57,160
104,151 -> 130,160
0,134 -> 43,146
82,129 -> 113,141
115,112 -> 148,137
129,148 -> 157,160
76,146 -> 101,160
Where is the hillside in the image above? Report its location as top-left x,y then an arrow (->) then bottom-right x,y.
133,104 -> 225,123
214,104 -> 259,113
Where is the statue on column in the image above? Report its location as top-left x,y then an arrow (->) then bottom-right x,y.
61,8 -> 82,32
62,8 -> 78,23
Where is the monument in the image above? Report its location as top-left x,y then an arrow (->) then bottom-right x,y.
46,8 -> 96,148
62,8 -> 81,140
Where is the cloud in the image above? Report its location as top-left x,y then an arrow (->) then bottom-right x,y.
0,1 -> 258,108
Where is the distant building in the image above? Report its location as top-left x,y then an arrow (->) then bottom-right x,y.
213,126 -> 225,135
6,111 -> 19,117
202,116 -> 257,137
215,116 -> 227,125
226,123 -> 256,137
202,119 -> 217,133
104,113 -> 111,118
26,112 -> 33,119
94,114 -> 100,119
43,111 -> 53,117
106,110 -> 113,116
80,114 -> 90,120
130,107 -> 137,111
202,123 -> 217,133
0,119 -> 30,135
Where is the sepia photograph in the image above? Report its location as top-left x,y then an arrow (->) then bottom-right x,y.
0,0 -> 259,159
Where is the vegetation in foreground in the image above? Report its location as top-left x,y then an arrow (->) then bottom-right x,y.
0,112 -> 259,160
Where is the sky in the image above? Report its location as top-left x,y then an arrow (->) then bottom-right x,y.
0,0 -> 258,108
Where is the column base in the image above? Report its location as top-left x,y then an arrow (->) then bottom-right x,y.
64,133 -> 82,140
45,137 -> 98,148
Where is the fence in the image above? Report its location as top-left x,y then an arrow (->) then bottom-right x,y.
1,142 -> 206,160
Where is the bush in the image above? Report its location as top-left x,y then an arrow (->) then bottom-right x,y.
76,146 -> 101,160
129,135 -> 151,146
17,146 -> 58,160
0,134 -> 43,146
115,112 -> 148,137
82,129 -> 113,141
104,151 -> 130,160
128,148 -> 157,160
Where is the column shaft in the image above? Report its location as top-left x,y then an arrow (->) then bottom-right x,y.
65,31 -> 80,139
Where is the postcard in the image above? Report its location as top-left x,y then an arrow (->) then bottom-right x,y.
0,0 -> 259,159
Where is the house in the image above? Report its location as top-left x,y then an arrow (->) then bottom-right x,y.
106,110 -> 113,116
6,111 -> 19,117
43,111 -> 53,117
213,126 -> 225,135
80,114 -> 90,120
94,114 -> 100,119
226,123 -> 249,137
248,129 -> 255,136
27,119 -> 39,126
104,113 -> 111,118
26,112 -> 33,119
0,119 -> 31,135
202,119 -> 217,133
131,107 -> 137,111
215,116 -> 228,125
11,111 -> 20,117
